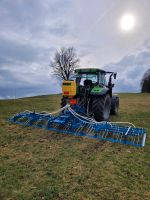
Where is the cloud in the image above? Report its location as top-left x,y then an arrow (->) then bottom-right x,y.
0,0 -> 150,98
104,39 -> 150,92
0,65 -> 61,99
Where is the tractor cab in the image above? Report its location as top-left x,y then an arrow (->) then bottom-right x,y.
74,68 -> 107,86
65,68 -> 116,96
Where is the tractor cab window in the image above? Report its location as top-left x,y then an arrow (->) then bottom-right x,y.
76,74 -> 98,85
99,72 -> 106,85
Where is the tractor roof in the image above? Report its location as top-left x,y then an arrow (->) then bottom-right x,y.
75,68 -> 106,74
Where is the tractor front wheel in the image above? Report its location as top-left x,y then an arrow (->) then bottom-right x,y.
92,94 -> 111,121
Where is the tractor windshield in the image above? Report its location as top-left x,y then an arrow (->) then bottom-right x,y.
75,74 -> 98,85
80,74 -> 98,85
71,72 -> 106,86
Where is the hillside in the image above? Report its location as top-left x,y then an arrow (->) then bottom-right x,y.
0,93 -> 150,200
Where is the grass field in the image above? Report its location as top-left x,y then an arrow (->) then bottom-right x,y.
0,93 -> 150,200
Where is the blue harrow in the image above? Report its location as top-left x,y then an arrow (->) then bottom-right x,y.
9,105 -> 147,147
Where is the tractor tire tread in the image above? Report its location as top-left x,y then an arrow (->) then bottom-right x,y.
92,95 -> 110,121
61,97 -> 67,108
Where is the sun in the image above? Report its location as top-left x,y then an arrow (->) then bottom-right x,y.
120,14 -> 135,31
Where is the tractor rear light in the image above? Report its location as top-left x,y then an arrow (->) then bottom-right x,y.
64,91 -> 69,95
70,99 -> 77,105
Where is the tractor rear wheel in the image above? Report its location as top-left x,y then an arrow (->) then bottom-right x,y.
92,94 -> 111,121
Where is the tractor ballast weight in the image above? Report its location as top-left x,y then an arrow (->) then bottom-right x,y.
62,68 -> 119,121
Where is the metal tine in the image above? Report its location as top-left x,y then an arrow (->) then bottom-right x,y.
130,129 -> 135,144
130,133 -> 134,143
115,126 -> 120,141
109,131 -> 114,140
116,133 -> 120,141
86,126 -> 92,135
62,124 -> 67,130
75,123 -> 85,133
46,119 -> 51,128
86,124 -> 93,134
80,122 -> 88,133
100,130 -> 105,138
103,131 -> 109,139
103,130 -> 109,139
136,134 -> 139,145
52,124 -> 57,128
64,126 -> 70,131
20,117 -> 29,125
32,118 -> 40,126
119,132 -> 124,142
133,134 -> 136,144
136,135 -> 139,145
137,130 -> 141,145
52,123 -> 60,130
35,118 -> 43,127
18,116 -> 26,122
102,130 -> 106,138
32,117 -> 41,126
15,116 -> 21,122
115,129 -> 121,141
28,116 -> 40,126
24,117 -> 32,126
61,125 -> 67,130
103,131 -> 108,139
110,131 -> 115,141
128,134 -> 131,143
66,121 -> 71,129
40,118 -> 47,127
130,135 -> 135,144
116,131 -> 121,141
13,116 -> 20,123
88,125 -> 95,136
66,122 -> 71,129
140,134 -> 143,144
66,123 -> 72,131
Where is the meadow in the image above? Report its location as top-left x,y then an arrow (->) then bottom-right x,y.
0,93 -> 150,200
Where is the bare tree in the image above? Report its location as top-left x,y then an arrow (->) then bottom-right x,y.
141,69 -> 150,93
50,47 -> 79,80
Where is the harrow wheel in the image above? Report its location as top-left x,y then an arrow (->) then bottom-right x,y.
92,94 -> 111,121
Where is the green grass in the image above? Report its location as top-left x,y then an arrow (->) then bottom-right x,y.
0,93 -> 150,200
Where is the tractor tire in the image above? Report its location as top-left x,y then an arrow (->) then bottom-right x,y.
110,95 -> 119,115
61,97 -> 67,108
92,94 -> 111,121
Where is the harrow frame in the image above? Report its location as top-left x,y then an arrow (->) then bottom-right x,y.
9,105 -> 147,147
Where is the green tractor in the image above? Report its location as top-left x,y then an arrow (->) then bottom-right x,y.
62,68 -> 119,121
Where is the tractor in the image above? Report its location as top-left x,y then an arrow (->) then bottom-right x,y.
61,68 -> 119,121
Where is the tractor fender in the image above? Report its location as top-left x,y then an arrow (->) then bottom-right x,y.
90,87 -> 109,96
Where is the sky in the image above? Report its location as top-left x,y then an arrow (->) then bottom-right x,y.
0,0 -> 150,99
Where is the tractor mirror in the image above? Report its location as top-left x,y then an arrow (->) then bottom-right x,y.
114,73 -> 117,79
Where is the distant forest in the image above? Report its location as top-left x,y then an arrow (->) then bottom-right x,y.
141,69 -> 150,93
